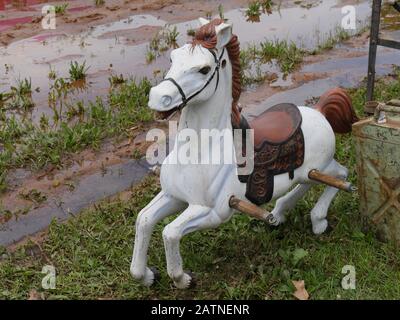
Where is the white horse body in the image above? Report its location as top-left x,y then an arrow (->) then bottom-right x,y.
131,19 -> 355,289
161,106 -> 335,216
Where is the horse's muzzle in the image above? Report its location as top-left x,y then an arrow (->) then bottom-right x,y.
148,82 -> 181,112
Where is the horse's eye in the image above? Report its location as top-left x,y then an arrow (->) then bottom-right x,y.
199,66 -> 211,75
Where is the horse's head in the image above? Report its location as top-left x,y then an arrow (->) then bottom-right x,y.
148,18 -> 233,113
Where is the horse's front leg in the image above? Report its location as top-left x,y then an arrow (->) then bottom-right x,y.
162,205 -> 223,289
131,191 -> 186,286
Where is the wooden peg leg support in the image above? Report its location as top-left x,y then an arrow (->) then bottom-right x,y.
308,169 -> 357,192
229,196 -> 277,225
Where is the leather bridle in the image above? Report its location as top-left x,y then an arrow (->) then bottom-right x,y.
160,48 -> 225,110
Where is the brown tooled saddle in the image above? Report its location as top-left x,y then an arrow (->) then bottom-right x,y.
233,103 -> 305,205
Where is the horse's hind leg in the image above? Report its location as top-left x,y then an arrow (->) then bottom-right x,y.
130,191 -> 186,286
311,160 -> 348,234
271,184 -> 312,225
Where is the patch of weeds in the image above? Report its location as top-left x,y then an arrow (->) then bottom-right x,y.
7,78 -> 35,112
187,28 -> 196,37
165,26 -> 179,47
145,50 -> 156,64
108,74 -> 125,87
55,3 -> 68,15
218,4 -> 226,20
245,0 -> 275,21
246,1 -> 262,21
146,25 -> 180,63
0,78 -> 152,192
240,39 -> 305,84
69,61 -> 89,82
131,148 -> 142,160
48,77 -> 71,123
19,189 -> 47,206
315,26 -> 351,52
261,0 -> 274,14
48,67 -> 57,80
94,0 -> 105,7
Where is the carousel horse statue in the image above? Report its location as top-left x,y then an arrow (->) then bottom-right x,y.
130,18 -> 359,289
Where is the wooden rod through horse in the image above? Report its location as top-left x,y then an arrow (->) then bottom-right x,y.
308,170 -> 357,192
228,196 -> 276,224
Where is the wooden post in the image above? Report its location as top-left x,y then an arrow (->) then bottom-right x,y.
366,0 -> 382,107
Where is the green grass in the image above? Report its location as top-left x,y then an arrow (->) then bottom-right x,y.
238,20 -> 369,85
68,61 -> 89,82
240,39 -> 305,85
0,78 -> 153,192
246,1 -> 262,19
4,78 -> 35,112
94,0 -> 105,7
1,72 -> 400,300
146,25 -> 180,64
54,3 -> 68,15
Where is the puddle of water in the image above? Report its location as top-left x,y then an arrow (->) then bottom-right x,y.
0,0 -> 380,124
0,14 -> 169,122
0,158 -> 151,246
245,44 -> 400,119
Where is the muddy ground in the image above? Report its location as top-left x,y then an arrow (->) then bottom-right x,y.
0,0 -> 251,46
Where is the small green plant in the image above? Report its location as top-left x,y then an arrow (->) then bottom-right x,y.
48,77 -> 71,123
320,28 -> 351,51
8,78 -> 35,111
94,0 -> 105,7
218,4 -> 225,20
14,78 -> 32,96
145,50 -> 156,64
131,148 -> 142,160
69,61 -> 89,82
19,189 -> 47,206
48,67 -> 57,80
261,0 -> 274,14
246,1 -> 262,20
187,28 -> 196,37
146,25 -> 179,63
165,26 -> 179,47
55,3 -> 69,15
108,74 -> 125,87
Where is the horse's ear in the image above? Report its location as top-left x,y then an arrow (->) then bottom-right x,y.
215,22 -> 232,50
198,17 -> 209,26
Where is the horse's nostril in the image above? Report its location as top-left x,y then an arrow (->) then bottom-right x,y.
161,95 -> 172,107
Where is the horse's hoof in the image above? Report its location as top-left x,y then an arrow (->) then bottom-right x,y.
312,219 -> 328,235
174,271 -> 196,289
141,267 -> 159,287
185,270 -> 197,289
150,266 -> 161,283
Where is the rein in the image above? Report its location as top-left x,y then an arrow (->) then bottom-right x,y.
160,48 -> 225,110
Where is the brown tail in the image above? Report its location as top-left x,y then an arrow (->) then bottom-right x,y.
314,88 -> 359,134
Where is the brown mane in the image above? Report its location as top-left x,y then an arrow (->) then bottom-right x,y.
191,18 -> 242,127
